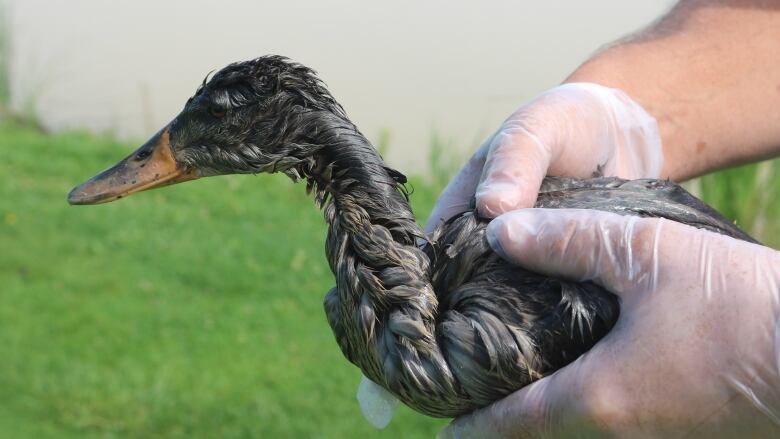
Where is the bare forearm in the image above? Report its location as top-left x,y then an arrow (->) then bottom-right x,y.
566,0 -> 780,180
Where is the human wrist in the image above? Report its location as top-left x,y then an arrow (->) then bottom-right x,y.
565,47 -> 681,179
547,77 -> 664,180
565,3 -> 780,180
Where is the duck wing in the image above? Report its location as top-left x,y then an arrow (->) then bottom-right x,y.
537,177 -> 756,243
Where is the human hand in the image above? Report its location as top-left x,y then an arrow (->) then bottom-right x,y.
439,209 -> 780,438
360,83 -> 664,428
425,83 -> 663,233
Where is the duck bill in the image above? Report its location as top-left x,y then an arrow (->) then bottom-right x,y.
68,126 -> 199,205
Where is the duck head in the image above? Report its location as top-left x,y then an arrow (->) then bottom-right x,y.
68,56 -> 346,205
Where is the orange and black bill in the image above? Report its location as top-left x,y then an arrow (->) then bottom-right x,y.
68,126 -> 199,205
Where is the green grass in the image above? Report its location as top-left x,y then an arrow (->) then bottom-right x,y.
0,123 -> 446,438
688,160 -> 779,245
0,122 -> 777,439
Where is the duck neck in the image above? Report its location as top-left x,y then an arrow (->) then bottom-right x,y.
301,111 -> 423,257
302,111 -> 438,376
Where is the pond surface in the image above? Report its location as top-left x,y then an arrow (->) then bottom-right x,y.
8,0 -> 670,172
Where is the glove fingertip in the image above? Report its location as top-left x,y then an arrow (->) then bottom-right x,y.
475,188 -> 537,218
485,219 -> 511,262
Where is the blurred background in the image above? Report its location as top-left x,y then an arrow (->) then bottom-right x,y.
1,1 -> 777,438
7,0 -> 677,172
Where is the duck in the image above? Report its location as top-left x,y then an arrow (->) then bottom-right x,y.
68,55 -> 757,417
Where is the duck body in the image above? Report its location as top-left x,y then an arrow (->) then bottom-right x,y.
68,55 -> 757,418
318,153 -> 756,417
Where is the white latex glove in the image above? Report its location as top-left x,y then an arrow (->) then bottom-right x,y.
439,209 -> 780,438
357,376 -> 398,429
426,82 -> 663,232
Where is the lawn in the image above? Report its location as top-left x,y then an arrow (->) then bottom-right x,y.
0,122 -> 777,438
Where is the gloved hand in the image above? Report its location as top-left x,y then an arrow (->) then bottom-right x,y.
439,209 -> 780,438
425,82 -> 663,232
358,83 -> 664,428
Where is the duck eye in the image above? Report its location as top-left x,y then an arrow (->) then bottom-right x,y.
210,106 -> 226,118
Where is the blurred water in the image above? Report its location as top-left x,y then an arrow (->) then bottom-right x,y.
8,0 -> 672,172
